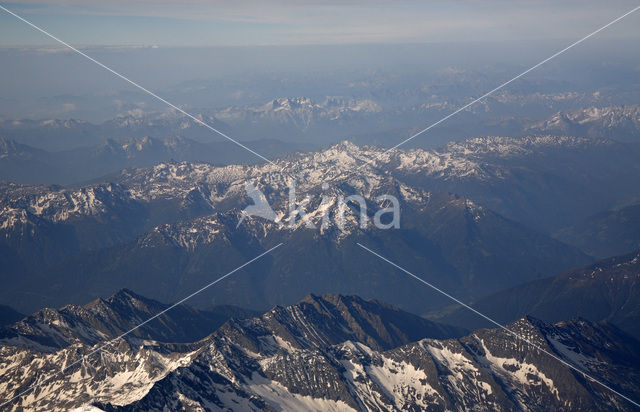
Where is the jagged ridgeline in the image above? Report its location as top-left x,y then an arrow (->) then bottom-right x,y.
0,292 -> 638,411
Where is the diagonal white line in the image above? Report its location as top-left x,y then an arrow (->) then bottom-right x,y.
0,243 -> 283,408
356,242 -> 640,409
0,4 -> 278,168
356,5 -> 640,171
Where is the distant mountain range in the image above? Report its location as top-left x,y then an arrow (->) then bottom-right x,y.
2,96 -> 638,156
525,105 -> 640,142
1,291 -> 638,411
0,97 -> 385,152
3,132 -> 639,230
0,136 -> 310,185
435,249 -> 640,340
0,115 -> 234,151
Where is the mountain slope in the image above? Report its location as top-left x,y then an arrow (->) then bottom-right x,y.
435,250 -> 640,339
0,336 -> 205,411
9,185 -> 589,315
3,292 -> 638,411
0,305 -> 23,328
390,135 -> 640,232
555,203 -> 640,258
0,138 -> 53,184
214,293 -> 466,352
95,316 -> 640,412
0,289 -> 260,352
0,293 -> 465,411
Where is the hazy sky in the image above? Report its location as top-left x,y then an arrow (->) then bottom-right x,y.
1,0 -> 638,122
1,1 -> 639,47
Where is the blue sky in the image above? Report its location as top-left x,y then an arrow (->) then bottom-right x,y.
1,0 -> 639,47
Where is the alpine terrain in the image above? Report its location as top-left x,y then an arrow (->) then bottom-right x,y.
0,292 -> 638,411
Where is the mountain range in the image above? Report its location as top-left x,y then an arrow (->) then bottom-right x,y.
3,41 -> 640,412
0,289 -> 260,352
2,96 -> 638,155
0,291 -> 638,411
4,131 -> 639,229
525,105 -> 640,142
104,316 -> 637,412
1,138 -> 604,314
